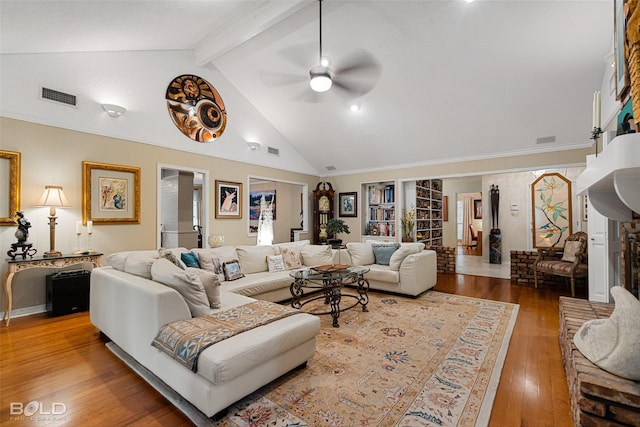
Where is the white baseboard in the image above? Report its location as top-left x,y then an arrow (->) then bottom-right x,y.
0,304 -> 47,320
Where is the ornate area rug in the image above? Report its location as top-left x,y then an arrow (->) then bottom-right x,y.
215,291 -> 519,427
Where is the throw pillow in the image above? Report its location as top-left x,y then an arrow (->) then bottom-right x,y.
236,245 -> 276,274
267,254 -> 286,272
561,240 -> 583,262
123,252 -> 158,279
389,243 -> 424,271
223,260 -> 245,281
279,246 -> 303,269
346,242 -> 375,266
158,248 -> 186,269
372,243 -> 400,265
199,271 -> 221,309
300,245 -> 334,266
150,258 -> 211,317
180,251 -> 201,268
197,253 -> 226,282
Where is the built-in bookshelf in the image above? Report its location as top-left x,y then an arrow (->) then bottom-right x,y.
404,179 -> 443,246
362,181 -> 396,240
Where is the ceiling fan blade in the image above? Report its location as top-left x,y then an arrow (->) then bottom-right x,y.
333,49 -> 382,79
277,42 -> 317,71
331,48 -> 382,97
260,70 -> 307,88
294,88 -> 325,103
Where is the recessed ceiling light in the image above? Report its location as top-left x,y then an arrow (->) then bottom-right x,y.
465,0 -> 475,3
350,103 -> 360,112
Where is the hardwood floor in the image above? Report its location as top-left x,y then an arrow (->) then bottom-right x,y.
0,274 -> 582,426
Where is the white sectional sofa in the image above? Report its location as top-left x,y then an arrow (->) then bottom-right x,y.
89,240 -> 436,420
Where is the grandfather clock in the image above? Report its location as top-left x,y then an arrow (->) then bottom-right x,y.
313,181 -> 334,244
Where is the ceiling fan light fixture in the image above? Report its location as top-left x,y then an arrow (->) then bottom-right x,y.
309,70 -> 332,92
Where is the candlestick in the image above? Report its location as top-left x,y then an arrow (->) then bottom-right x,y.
76,221 -> 82,235
86,220 -> 93,234
595,90 -> 601,129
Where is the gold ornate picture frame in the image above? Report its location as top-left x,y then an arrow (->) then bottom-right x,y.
83,161 -> 141,225
0,150 -> 21,226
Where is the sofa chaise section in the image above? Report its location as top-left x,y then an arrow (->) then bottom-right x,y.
90,266 -> 320,418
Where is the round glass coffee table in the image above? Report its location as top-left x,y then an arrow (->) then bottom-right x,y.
289,265 -> 370,327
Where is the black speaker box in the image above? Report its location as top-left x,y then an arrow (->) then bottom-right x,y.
46,270 -> 90,317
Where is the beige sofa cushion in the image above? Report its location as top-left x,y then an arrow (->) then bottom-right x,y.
194,246 -> 239,281
236,245 -> 278,274
123,252 -> 158,279
106,250 -> 158,271
300,245 -> 333,266
150,258 -> 211,317
389,243 -> 425,271
346,242 -> 375,266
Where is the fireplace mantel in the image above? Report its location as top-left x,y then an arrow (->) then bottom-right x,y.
576,134 -> 640,221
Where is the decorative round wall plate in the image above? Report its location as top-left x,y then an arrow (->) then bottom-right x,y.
165,74 -> 227,142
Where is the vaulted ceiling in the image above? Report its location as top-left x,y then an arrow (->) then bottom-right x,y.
0,1 -> 613,176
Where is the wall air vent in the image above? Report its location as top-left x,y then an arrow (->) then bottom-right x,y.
41,87 -> 77,106
267,146 -> 279,156
536,135 -> 556,144
326,165 -> 337,171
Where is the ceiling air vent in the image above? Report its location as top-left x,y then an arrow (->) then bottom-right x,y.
41,87 -> 77,106
267,146 -> 280,156
536,135 -> 556,144
326,165 -> 337,171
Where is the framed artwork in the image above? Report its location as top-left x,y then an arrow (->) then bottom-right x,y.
82,161 -> 140,225
215,180 -> 242,219
249,190 -> 276,220
473,199 -> 482,219
339,192 -> 357,217
531,172 -> 572,248
614,0 -> 629,99
0,150 -> 21,225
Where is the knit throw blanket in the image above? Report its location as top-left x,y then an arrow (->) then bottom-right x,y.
151,300 -> 301,372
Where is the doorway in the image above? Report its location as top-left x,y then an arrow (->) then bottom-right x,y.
157,164 -> 209,249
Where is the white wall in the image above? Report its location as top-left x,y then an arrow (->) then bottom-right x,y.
481,167 -> 586,262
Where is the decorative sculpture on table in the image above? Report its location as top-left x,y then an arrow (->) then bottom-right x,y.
573,286 -> 640,381
7,211 -> 37,260
489,184 -> 501,264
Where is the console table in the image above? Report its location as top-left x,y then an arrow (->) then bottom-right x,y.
3,253 -> 103,326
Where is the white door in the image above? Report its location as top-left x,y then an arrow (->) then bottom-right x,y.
587,198 -> 622,302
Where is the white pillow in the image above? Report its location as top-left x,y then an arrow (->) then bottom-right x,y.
273,240 -> 310,251
150,258 -> 211,317
236,245 -> 277,274
346,242 -> 375,266
389,243 -> 424,271
300,245 -> 334,266
106,250 -> 157,271
195,246 -> 238,281
279,245 -> 303,270
267,254 -> 286,272
123,252 -> 158,279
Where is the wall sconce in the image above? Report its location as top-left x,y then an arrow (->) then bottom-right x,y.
247,141 -> 261,151
37,185 -> 70,257
101,103 -> 126,118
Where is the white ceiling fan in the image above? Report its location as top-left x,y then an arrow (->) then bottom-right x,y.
261,0 -> 381,101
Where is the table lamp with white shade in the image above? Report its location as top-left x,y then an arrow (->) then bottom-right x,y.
37,185 -> 70,257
